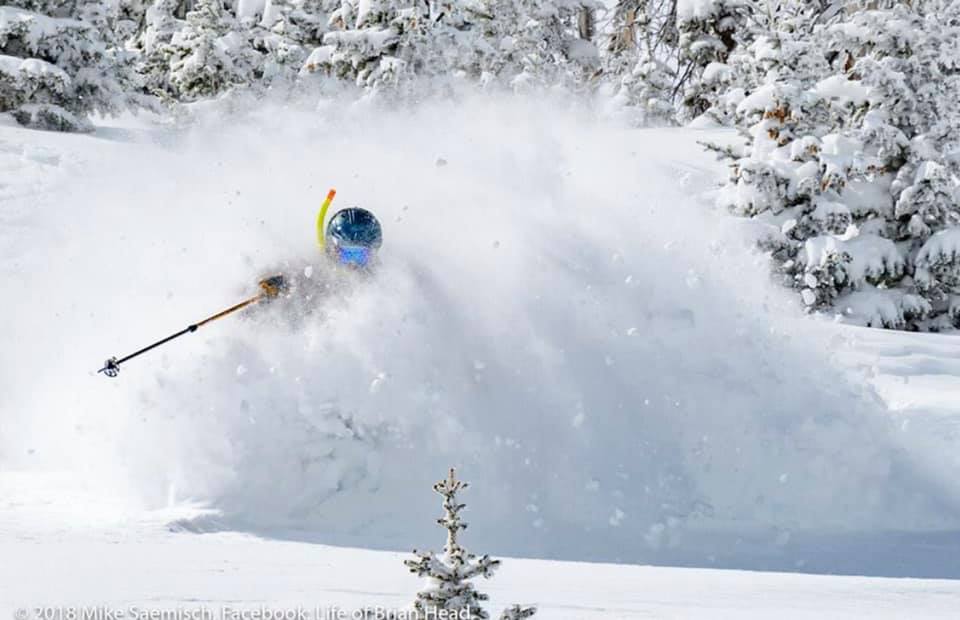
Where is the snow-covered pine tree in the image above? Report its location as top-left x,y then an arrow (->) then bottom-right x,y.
604,1 -> 847,126
134,0 -> 184,98
287,0 -> 337,46
616,51 -> 675,124
253,0 -> 342,89
252,0 -> 309,88
75,0 -> 144,111
464,0 -> 525,86
674,0 -> 750,122
477,0 -> 601,92
605,0 -> 642,76
302,0 -> 484,97
713,0 -> 960,329
301,0 -> 412,94
710,2 -> 858,306
163,0 -> 259,101
113,0 -> 148,43
828,1 -> 960,328
389,0 -> 482,90
604,0 -> 679,125
304,0 -> 601,97
402,468 -> 536,620
136,0 -> 332,101
0,0 -> 136,130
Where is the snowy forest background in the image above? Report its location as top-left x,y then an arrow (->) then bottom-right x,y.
1,0 -> 959,330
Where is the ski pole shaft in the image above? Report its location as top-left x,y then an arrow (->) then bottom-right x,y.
97,292 -> 265,377
110,324 -> 197,367
194,294 -> 265,328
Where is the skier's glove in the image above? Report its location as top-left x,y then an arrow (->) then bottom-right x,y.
258,274 -> 289,299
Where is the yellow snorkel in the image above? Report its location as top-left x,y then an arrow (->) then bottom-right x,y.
317,188 -> 337,249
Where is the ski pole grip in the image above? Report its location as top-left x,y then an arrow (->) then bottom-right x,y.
259,274 -> 288,298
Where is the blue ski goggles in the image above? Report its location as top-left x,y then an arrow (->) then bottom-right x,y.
336,245 -> 372,267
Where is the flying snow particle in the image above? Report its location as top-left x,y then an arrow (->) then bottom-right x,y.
369,372 -> 387,393
609,508 -> 626,527
572,412 -> 585,428
304,265 -> 314,279
236,365 -> 247,376
626,327 -> 638,336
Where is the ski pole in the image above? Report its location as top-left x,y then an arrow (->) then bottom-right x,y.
97,275 -> 286,378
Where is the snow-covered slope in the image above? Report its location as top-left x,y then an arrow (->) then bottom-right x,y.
2,479 -> 959,619
1,99 -> 958,581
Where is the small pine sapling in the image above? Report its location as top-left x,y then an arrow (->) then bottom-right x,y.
403,468 -> 536,620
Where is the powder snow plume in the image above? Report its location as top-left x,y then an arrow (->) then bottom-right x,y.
1,97 -> 958,574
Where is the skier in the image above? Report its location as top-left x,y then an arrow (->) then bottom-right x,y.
97,192 -> 381,376
256,205 -> 384,313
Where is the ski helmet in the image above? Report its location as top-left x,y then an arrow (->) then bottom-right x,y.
325,208 -> 383,267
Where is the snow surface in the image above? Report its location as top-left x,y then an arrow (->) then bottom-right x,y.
1,98 -> 959,611
2,474 -> 960,619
